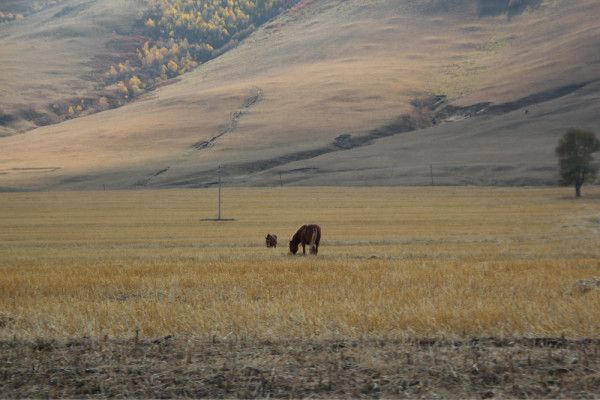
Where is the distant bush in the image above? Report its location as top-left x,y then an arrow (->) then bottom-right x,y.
0,11 -> 24,23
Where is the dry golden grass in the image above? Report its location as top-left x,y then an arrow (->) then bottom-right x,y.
0,187 -> 599,340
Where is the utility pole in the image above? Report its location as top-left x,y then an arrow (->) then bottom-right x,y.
218,165 -> 222,220
430,164 -> 434,186
279,173 -> 283,187
201,164 -> 235,222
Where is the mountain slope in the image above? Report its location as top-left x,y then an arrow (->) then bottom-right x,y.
1,0 -> 599,190
0,0 -> 142,135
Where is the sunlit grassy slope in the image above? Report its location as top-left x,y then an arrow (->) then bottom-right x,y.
0,0 -> 141,135
1,187 -> 599,339
0,0 -> 599,189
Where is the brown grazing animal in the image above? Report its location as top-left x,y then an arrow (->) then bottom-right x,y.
289,224 -> 321,255
265,234 -> 278,248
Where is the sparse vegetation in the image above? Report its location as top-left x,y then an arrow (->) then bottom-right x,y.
0,1 -> 67,23
0,11 -> 24,23
2,337 -> 599,398
556,129 -> 600,197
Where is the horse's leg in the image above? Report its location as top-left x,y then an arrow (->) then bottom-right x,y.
310,230 -> 317,255
302,243 -> 306,255
315,228 -> 321,255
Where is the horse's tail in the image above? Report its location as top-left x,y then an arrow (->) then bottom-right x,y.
311,225 -> 321,255
309,229 -> 316,244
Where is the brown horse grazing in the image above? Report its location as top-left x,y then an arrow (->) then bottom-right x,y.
289,224 -> 321,255
265,233 -> 278,248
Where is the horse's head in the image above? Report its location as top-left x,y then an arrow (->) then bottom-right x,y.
289,240 -> 299,255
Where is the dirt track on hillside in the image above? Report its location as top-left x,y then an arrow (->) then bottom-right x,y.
2,337 -> 599,398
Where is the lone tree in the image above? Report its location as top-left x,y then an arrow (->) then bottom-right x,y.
555,129 -> 600,197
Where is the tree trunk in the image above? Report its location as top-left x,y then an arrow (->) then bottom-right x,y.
575,183 -> 582,197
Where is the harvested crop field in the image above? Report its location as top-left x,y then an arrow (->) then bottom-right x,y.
1,187 -> 599,397
2,337 -> 600,398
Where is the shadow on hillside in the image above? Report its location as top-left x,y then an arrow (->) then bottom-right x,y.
477,0 -> 543,17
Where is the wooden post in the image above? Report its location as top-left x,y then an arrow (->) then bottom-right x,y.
200,166 -> 236,222
430,164 -> 434,186
218,165 -> 222,220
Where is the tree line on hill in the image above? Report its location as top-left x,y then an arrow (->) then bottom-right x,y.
103,0 -> 299,100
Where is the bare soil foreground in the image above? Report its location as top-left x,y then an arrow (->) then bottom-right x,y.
2,337 -> 600,398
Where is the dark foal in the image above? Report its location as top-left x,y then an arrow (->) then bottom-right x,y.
289,224 -> 321,255
265,234 -> 278,248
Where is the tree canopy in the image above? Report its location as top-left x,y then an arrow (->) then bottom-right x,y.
555,129 -> 600,197
103,0 -> 298,101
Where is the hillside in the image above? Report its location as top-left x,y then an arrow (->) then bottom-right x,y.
0,0 -> 143,136
0,0 -> 295,136
1,0 -> 599,190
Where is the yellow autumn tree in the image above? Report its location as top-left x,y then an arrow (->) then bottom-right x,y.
97,97 -> 110,110
167,59 -> 178,74
128,76 -> 144,95
160,64 -> 168,80
115,81 -> 129,98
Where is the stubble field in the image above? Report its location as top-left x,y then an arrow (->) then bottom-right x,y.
1,187 -> 599,397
